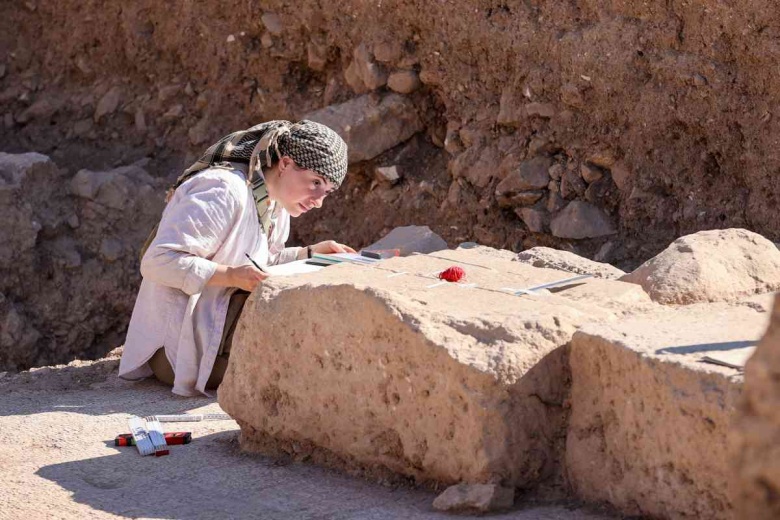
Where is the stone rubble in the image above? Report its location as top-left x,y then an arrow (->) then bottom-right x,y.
304,93 -> 422,163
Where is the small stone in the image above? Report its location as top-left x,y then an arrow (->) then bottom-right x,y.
550,201 -> 617,239
343,60 -> 366,93
548,180 -> 559,193
184,82 -> 195,97
418,68 -> 442,86
70,169 -> 105,200
594,241 -> 616,263
374,165 -> 401,185
195,93 -> 209,111
67,214 -> 80,228
373,41 -> 402,63
586,150 -> 617,169
73,118 -> 93,137
162,104 -> 184,121
261,12 -> 284,35
16,98 -> 58,123
496,156 -> 552,201
387,70 -> 421,94
94,86 -> 122,122
432,483 -> 514,514
158,84 -> 181,102
581,163 -> 604,183
100,238 -> 123,262
444,122 -> 463,155
561,168 -> 586,199
517,207 -> 548,233
497,189 -> 543,208
188,117 -> 211,145
548,163 -> 564,180
63,249 -> 82,269
353,44 -> 386,90
307,41 -> 328,71
693,74 -> 708,87
561,83 -> 585,108
134,108 -> 147,133
585,177 -> 614,204
226,34 -> 236,43
261,33 -> 273,48
610,161 -> 631,191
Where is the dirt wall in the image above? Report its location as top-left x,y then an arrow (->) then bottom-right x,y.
1,0 -> 779,367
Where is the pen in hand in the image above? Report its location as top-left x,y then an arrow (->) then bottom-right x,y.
244,253 -> 269,274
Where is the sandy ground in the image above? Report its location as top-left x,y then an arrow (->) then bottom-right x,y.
0,354 -> 619,520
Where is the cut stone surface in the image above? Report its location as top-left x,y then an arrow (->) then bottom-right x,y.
734,294 -> 780,520
219,248 -> 652,488
620,228 -> 780,305
364,225 -> 448,256
566,299 -> 773,520
432,483 -> 514,514
304,93 -> 422,163
514,247 -> 625,279
550,201 -> 616,239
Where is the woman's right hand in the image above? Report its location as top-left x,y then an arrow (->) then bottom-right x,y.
208,264 -> 270,291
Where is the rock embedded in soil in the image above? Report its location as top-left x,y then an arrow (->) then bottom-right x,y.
620,228 -> 780,305
566,300 -> 771,519
93,86 -> 121,122
498,157 -> 552,191
304,93 -> 422,163
219,248 -> 652,488
550,201 -> 616,239
514,247 -> 625,279
387,70 -> 421,94
516,207 -> 548,233
373,165 -> 401,185
734,294 -> 780,519
353,44 -> 387,90
432,483 -> 514,514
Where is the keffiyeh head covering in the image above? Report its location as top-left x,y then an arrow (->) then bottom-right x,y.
176,120 -> 348,190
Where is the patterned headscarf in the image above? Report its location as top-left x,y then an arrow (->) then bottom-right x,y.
177,120 -> 348,190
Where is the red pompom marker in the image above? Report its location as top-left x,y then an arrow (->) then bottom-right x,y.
438,266 -> 465,283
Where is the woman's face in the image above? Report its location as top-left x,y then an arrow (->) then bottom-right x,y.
272,156 -> 336,217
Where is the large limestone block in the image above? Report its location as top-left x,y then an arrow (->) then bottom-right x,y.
219,248 -> 651,487
514,247 -> 625,280
304,93 -> 422,163
734,294 -> 780,519
567,300 -> 772,519
621,228 -> 780,304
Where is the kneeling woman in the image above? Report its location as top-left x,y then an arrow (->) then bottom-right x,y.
119,120 -> 354,396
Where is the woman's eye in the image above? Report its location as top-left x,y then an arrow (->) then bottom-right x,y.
313,180 -> 321,187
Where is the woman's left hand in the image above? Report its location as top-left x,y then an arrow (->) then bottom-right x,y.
309,240 -> 357,255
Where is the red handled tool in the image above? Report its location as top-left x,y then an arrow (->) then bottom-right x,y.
115,431 -> 192,447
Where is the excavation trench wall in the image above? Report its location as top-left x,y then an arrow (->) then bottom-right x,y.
2,1 -> 780,367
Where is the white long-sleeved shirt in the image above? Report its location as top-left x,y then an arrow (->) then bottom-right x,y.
118,165 -> 300,396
